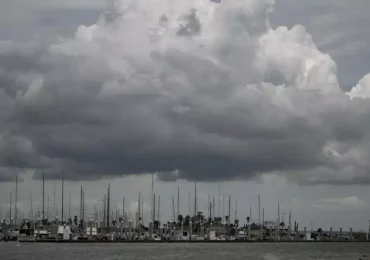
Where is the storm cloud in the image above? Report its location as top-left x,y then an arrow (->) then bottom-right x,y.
1,0 -> 370,184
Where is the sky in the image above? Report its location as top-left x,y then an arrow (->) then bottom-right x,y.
1,0 -> 370,231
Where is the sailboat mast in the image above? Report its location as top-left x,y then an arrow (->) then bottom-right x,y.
9,192 -> 12,223
42,173 -> 45,222
222,193 -> 225,223
172,195 -> 175,222
107,183 -> 110,232
157,195 -> 160,223
82,189 -> 85,224
15,175 -> 18,227
213,196 -> 215,218
151,173 -> 154,221
218,186 -> 220,218
188,192 -> 190,216
258,194 -> 261,225
30,190 -> 33,221
208,194 -> 210,219
177,186 -> 180,218
53,184 -> 56,219
228,195 -> 231,225
122,196 -> 125,224
103,194 -> 106,228
69,191 -> 71,219
47,195 -> 49,220
80,186 -> 82,220
141,197 -> 144,225
138,192 -> 141,224
194,182 -> 197,217
153,193 -> 156,222
61,173 -> 64,222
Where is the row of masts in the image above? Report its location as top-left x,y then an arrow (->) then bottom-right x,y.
3,175 -> 296,232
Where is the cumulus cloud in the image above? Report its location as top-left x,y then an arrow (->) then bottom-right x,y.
1,0 -> 370,184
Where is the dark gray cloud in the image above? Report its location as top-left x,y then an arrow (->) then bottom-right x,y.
1,0 -> 370,185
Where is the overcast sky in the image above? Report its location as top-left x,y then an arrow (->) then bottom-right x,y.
1,0 -> 370,231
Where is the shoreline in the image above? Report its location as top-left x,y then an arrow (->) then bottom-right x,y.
15,240 -> 370,243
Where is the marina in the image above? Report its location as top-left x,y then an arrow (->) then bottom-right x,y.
0,175 -> 368,243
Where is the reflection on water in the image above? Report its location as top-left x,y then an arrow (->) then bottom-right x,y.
0,242 -> 369,260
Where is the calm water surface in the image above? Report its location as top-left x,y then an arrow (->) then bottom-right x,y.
0,242 -> 369,260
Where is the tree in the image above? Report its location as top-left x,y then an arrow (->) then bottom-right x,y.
280,222 -> 285,229
317,228 -> 323,233
246,216 -> 250,224
184,215 -> 190,226
154,220 -> 159,229
234,219 -> 239,227
177,214 -> 184,224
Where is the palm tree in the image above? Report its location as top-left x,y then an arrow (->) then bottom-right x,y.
177,214 -> 184,225
154,220 -> 159,229
280,222 -> 285,230
184,215 -> 190,226
234,219 -> 239,227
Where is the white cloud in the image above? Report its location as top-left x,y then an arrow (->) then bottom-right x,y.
347,74 -> 370,99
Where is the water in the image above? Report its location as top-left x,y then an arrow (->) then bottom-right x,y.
0,242 -> 369,260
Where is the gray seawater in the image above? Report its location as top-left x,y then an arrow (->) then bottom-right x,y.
0,242 -> 369,260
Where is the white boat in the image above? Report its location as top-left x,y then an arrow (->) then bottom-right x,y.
153,234 -> 162,241
85,219 -> 98,239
